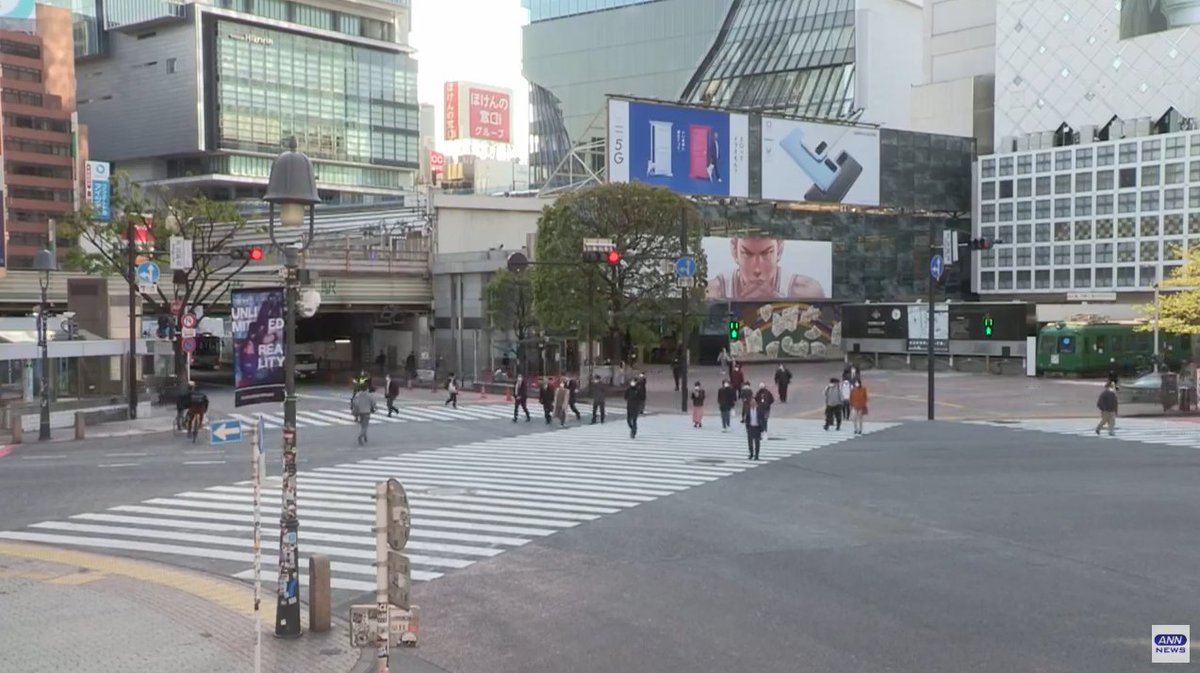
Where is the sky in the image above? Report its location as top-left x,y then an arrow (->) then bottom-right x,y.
410,0 -> 530,161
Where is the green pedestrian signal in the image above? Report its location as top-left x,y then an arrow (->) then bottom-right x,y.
983,316 -> 994,338
728,320 -> 741,340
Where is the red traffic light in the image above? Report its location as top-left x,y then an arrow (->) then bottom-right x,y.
606,250 -> 621,265
248,246 -> 264,261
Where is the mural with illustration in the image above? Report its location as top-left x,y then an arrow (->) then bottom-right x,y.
727,302 -> 843,362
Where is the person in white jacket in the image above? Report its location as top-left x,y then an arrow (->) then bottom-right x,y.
839,377 -> 852,420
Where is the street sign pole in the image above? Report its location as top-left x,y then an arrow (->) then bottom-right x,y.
928,221 -> 939,421
679,207 -> 689,414
251,416 -> 263,673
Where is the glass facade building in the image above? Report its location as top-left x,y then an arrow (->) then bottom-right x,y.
681,0 -> 857,119
212,20 -> 418,168
522,0 -> 658,23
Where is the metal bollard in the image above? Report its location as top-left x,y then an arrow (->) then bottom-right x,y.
308,555 -> 331,633
11,414 -> 22,444
75,412 -> 86,440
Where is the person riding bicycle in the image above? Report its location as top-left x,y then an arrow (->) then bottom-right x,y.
178,383 -> 209,436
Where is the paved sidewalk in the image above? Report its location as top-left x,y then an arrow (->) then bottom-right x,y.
0,542 -> 365,673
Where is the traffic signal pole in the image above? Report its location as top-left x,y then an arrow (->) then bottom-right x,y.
927,218 -> 936,421
679,207 -> 688,414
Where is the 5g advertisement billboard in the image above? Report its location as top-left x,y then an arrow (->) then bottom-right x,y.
761,117 -> 880,206
608,99 -> 749,198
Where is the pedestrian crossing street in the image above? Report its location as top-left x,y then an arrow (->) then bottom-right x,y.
966,417 -> 1200,449
225,403 -> 623,430
0,416 -> 896,596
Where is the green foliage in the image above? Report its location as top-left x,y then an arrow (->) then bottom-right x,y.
484,267 -> 536,342
530,183 -> 707,356
1139,247 -> 1200,334
57,173 -> 259,312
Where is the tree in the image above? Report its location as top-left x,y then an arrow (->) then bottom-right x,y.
1141,247 -> 1200,334
484,267 -> 537,372
58,174 -> 260,386
530,182 -> 707,365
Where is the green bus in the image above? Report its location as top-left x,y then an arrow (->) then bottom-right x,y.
1037,321 -> 1191,376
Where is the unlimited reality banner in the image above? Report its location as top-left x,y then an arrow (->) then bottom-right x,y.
232,287 -> 286,407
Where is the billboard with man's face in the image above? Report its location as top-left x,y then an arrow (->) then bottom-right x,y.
702,237 -> 832,302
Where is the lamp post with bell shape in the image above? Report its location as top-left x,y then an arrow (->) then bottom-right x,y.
33,248 -> 56,441
265,137 -> 320,639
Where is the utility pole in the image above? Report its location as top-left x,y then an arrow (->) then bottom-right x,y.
927,218 -> 939,421
679,206 -> 688,414
127,217 -> 138,419
587,267 -> 595,386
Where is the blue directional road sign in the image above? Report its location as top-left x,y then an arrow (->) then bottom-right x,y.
929,254 -> 944,281
136,261 -> 160,285
674,256 -> 697,278
210,419 -> 243,445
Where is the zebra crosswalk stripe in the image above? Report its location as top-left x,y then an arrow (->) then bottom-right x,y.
0,416 -> 897,597
964,417 -> 1200,448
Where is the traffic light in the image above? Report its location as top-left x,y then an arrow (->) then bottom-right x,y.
728,319 -> 741,340
606,249 -> 621,265
968,238 -> 995,251
983,315 -> 994,338
231,246 -> 265,261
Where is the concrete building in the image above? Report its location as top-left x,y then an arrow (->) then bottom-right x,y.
0,4 -> 90,270
440,156 -> 530,195
73,0 -> 419,210
973,0 -> 1200,316
431,193 -> 551,380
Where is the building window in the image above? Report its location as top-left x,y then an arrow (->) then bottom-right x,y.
1016,270 -> 1032,289
1097,170 -> 1115,190
1095,267 -> 1113,287
1075,172 -> 1092,192
1035,152 -> 1051,172
8,163 -> 72,179
1035,222 -> 1051,242
981,159 -> 995,178
1118,192 -> 1137,213
1165,213 -> 1184,235
998,248 -> 1014,267
1054,269 -> 1070,288
1141,190 -> 1160,211
999,202 -> 1013,221
1074,244 -> 1092,264
1016,223 -> 1032,243
1035,245 -> 1051,265
1036,176 -> 1052,196
1165,188 -> 1184,210
1075,196 -> 1092,216
1017,202 -> 1032,221
0,89 -> 42,106
981,249 -> 995,269
1141,216 -> 1160,236
1096,193 -> 1114,214
998,225 -> 1014,242
981,181 -> 995,200
1073,268 -> 1092,288
1097,146 -> 1115,166
1165,241 -> 1184,260
1074,220 -> 1092,240
1054,151 -> 1071,170
1140,266 -> 1158,287
981,204 -> 995,223
3,114 -> 69,133
1035,269 -> 1051,289
1035,199 -> 1051,219
1141,240 -> 1160,261
1143,165 -> 1161,186
9,186 -> 73,202
1096,219 -> 1114,238
1054,244 -> 1071,264
981,273 -> 996,290
1118,217 -> 1137,238
1190,160 -> 1200,182
1191,187 -> 1200,208
1118,241 -> 1137,262
3,136 -> 71,155
0,39 -> 40,58
999,156 -> 1014,176
1054,198 -> 1071,217
2,64 -> 41,82
1018,155 -> 1032,175
1119,167 -> 1138,188
1096,242 -> 1114,263
1076,147 -> 1094,168
166,58 -> 177,74
1017,178 -> 1032,197
998,271 -> 1014,290
1054,174 -> 1071,193
1119,142 -> 1138,164
1167,136 -> 1186,159
999,180 -> 1014,198
1166,162 -> 1185,184
1142,138 -> 1162,161
1191,133 -> 1200,156
1117,266 -> 1136,287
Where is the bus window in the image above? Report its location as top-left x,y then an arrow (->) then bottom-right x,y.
1058,336 -> 1075,354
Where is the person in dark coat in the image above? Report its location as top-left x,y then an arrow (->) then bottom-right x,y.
671,358 -> 682,391
774,364 -> 792,403
717,379 -> 736,432
744,396 -> 763,460
1096,382 -> 1118,436
754,383 -> 775,437
590,374 -> 607,424
739,382 -> 753,422
512,374 -> 531,422
385,374 -> 401,417
730,364 -> 745,391
624,380 -> 641,439
635,373 -> 648,414
567,377 -> 582,420
539,377 -> 554,424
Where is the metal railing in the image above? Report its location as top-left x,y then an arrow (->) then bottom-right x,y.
291,236 -> 431,275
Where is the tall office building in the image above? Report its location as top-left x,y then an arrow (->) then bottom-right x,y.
522,0 -> 923,188
0,4 -> 89,269
74,0 -> 419,209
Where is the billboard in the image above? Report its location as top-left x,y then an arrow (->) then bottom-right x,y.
702,236 -> 832,301
444,81 -> 512,143
430,150 -> 445,176
841,304 -> 907,340
761,117 -> 880,206
906,304 -> 949,354
727,302 -> 841,362
85,160 -> 111,222
608,99 -> 749,198
232,287 -> 286,407
0,0 -> 36,19
1120,0 -> 1200,39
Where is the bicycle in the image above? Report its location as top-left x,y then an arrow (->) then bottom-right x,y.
184,405 -> 207,443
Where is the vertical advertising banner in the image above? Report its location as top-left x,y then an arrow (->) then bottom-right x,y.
702,236 -> 832,301
466,85 -> 512,143
607,98 -> 749,198
761,117 -> 880,206
85,160 -> 111,221
444,82 -> 460,141
232,287 -> 286,407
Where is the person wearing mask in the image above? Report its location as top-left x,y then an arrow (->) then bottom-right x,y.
730,364 -> 745,391
839,377 -> 852,420
444,374 -> 459,409
744,396 -> 763,460
671,357 -> 682,391
774,364 -> 792,403
739,382 -> 754,422
848,379 -> 869,434
512,374 -> 531,423
717,379 -> 736,432
624,380 -> 641,439
690,381 -> 706,428
553,377 -> 569,427
567,377 -> 582,421
385,373 -> 401,417
823,377 -> 843,431
755,382 -> 775,438
591,374 -> 607,424
539,377 -> 555,424
1096,382 -> 1119,436
350,385 -> 377,445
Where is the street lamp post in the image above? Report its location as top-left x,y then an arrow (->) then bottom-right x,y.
33,249 -> 56,441
264,137 -> 320,639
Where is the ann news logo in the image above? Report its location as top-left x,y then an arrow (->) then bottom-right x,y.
1152,625 -> 1190,664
